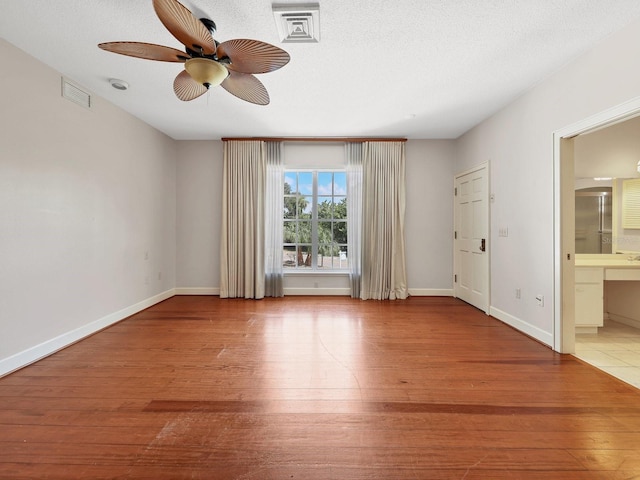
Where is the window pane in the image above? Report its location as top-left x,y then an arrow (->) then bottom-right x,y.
334,172 -> 347,195
297,245 -> 312,267
317,249 -> 329,268
318,172 -> 333,195
334,197 -> 347,219
319,242 -> 339,256
283,221 -> 296,243
318,198 -> 332,219
318,220 -> 332,244
338,247 -> 348,268
334,220 -> 347,243
298,172 -> 313,195
298,221 -> 311,243
299,196 -> 312,217
283,197 -> 297,219
284,173 -> 297,194
283,246 -> 296,268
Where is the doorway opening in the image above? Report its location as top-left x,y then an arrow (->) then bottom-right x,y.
554,97 -> 640,390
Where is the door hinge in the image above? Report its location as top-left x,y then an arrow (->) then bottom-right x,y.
454,231 -> 457,240
454,187 -> 457,196
454,274 -> 457,283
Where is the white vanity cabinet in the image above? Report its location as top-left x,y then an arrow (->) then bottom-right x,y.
574,255 -> 640,333
575,267 -> 604,333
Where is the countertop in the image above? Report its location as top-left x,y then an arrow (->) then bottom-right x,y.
575,254 -> 640,268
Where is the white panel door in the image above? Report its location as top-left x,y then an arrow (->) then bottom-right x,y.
454,165 -> 489,313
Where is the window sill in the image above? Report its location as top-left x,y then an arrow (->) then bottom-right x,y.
284,270 -> 349,276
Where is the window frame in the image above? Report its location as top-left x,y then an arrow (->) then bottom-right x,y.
283,169 -> 348,272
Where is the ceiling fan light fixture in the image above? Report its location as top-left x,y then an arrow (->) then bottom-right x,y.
185,58 -> 228,88
98,0 -> 288,104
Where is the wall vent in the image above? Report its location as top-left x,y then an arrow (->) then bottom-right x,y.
272,4 -> 320,43
61,78 -> 91,109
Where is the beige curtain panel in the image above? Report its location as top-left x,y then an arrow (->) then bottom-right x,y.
360,141 -> 409,300
220,140 -> 266,299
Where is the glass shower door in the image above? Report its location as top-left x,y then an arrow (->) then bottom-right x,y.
575,190 -> 612,254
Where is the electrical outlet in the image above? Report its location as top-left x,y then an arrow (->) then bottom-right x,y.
515,288 -> 521,299
535,295 -> 544,307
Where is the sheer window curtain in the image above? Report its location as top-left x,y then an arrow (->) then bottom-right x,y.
346,143 -> 363,298
264,142 -> 284,297
360,141 -> 408,300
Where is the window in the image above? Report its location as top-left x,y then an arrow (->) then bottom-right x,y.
283,171 -> 347,270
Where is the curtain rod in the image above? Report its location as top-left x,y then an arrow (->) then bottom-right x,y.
220,137 -> 407,143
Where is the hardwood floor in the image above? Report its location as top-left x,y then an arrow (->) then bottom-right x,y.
1,296 -> 640,479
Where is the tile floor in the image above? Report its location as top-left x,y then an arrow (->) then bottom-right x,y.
574,319 -> 640,389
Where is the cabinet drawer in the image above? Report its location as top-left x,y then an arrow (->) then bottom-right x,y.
605,269 -> 640,281
575,267 -> 604,283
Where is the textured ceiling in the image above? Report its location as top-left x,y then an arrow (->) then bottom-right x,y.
3,1 -> 640,140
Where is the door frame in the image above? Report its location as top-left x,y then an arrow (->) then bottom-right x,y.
553,96 -> 640,353
454,162 -> 490,314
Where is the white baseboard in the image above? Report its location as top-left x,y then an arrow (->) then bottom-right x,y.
283,288 -> 453,297
175,287 -> 220,295
608,313 -> 640,330
0,289 -> 175,378
408,288 -> 454,297
284,288 -> 352,296
489,306 -> 554,347
178,287 -> 454,297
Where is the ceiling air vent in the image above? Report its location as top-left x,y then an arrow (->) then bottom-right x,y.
61,78 -> 91,109
272,4 -> 320,43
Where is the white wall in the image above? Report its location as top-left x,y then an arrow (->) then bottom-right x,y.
175,140 -> 223,293
175,140 -> 456,294
454,17 -> 640,345
0,39 -> 177,375
405,140 -> 456,294
574,115 -> 640,179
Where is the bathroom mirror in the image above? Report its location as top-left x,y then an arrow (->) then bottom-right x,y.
573,114 -> 640,255
575,187 -> 612,254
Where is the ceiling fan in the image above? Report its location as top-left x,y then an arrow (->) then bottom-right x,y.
98,0 -> 290,105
